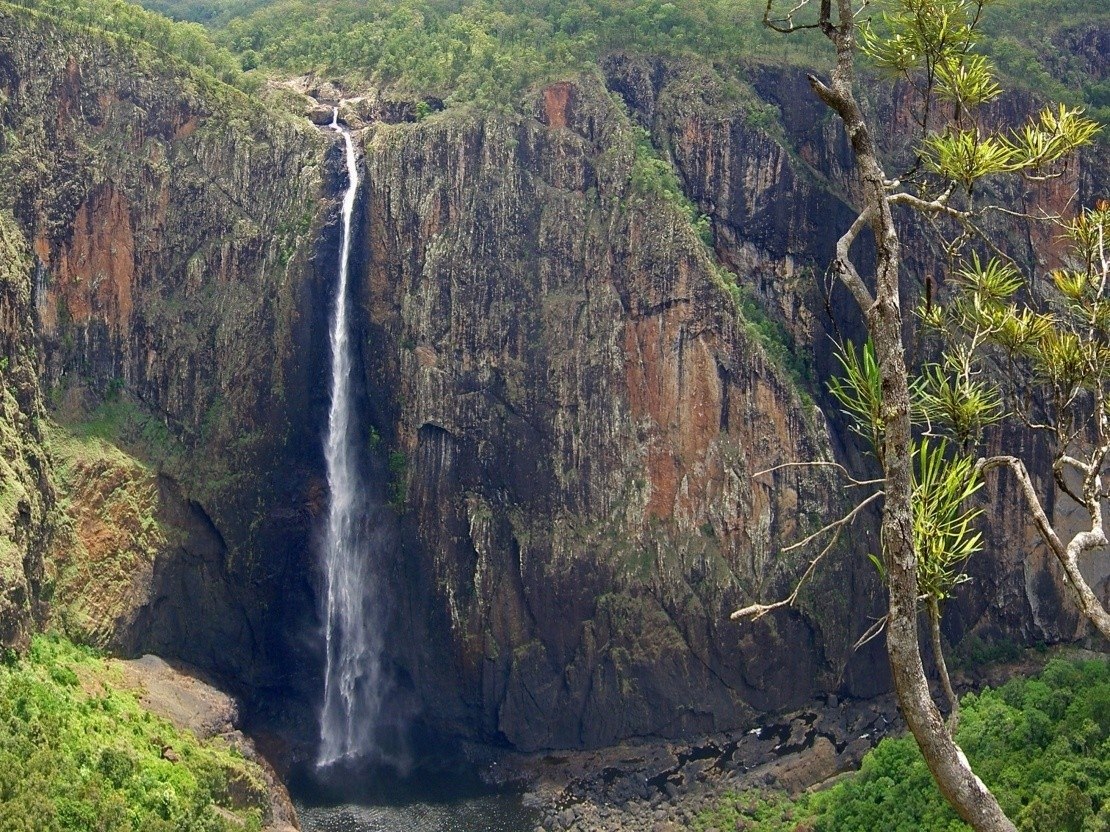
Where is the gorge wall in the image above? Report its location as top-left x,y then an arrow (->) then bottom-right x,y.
0,7 -> 330,699
354,78 -> 878,751
0,5 -> 1106,757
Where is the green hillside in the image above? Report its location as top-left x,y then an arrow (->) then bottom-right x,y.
694,656 -> 1110,832
12,0 -> 1107,119
2,0 -> 252,91
129,0 -> 1110,120
0,636 -> 271,831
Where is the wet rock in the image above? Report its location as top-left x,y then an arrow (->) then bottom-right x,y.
307,103 -> 335,125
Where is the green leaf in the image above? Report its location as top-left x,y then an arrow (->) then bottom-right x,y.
828,340 -> 886,459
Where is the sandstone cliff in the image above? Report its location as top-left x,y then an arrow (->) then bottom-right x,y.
0,208 -> 52,649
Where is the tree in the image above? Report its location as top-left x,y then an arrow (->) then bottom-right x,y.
934,204 -> 1110,642
731,1 -> 1099,829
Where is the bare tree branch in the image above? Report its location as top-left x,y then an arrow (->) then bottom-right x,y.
731,491 -> 884,620
834,206 -> 878,310
977,455 -> 1110,641
852,614 -> 889,650
927,597 -> 960,732
752,460 -> 884,487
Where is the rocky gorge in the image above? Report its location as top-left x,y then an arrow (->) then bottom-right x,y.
0,1 -> 1108,828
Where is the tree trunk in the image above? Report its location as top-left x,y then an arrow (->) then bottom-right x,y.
928,597 -> 960,732
809,4 -> 1016,829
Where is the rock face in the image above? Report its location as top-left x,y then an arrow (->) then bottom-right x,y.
119,654 -> 300,830
0,5 -> 1106,759
634,57 -> 1110,656
0,209 -> 53,650
355,61 -> 1109,749
356,79 -> 877,750
0,7 -> 329,699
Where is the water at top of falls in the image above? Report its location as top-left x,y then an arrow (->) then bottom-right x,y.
318,107 -> 383,768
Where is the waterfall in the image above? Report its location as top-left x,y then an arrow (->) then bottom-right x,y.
317,108 -> 382,767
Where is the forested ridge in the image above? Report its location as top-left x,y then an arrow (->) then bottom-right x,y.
19,0 -> 1108,119
1,0 -> 251,90
169,0 -> 1110,118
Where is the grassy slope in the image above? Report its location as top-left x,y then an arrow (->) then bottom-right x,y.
0,635 -> 270,832
693,656 -> 1110,832
45,420 -> 170,648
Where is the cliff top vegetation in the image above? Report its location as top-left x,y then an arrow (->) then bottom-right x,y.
1,0 -> 253,95
15,0 -> 1108,120
136,0 -> 1109,120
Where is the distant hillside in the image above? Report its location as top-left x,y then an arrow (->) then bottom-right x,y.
125,0 -> 1110,121
2,0 -> 252,90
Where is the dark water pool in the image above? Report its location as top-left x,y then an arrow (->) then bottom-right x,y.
290,762 -> 540,832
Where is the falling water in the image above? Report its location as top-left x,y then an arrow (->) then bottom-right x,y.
318,108 -> 382,767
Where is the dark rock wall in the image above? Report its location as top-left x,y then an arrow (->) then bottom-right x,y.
357,79 -> 880,750
606,54 -> 1109,655
355,57 -> 1108,748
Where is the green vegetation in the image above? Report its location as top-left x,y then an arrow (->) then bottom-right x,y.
387,449 -> 408,508
630,125 -> 713,246
693,656 -> 1110,832
0,635 -> 269,831
19,0 -> 1104,119
1,0 -> 256,93
45,423 -> 170,647
953,634 -> 1024,671
118,0 -> 1109,124
733,282 -> 813,395
979,0 -> 1110,124
136,0 -> 817,106
55,388 -> 183,472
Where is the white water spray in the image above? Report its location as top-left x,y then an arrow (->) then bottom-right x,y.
318,108 -> 382,767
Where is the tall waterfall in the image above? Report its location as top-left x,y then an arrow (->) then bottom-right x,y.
318,108 -> 382,767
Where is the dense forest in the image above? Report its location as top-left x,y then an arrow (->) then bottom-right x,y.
218,0 -> 1110,117
30,0 -> 1107,117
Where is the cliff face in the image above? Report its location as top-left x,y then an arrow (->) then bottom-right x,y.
0,209 -> 52,649
356,79 -> 880,750
0,8 -> 330,694
357,59 -> 1109,749
651,60 -> 1109,650
614,55 -> 1110,653
1,5 -> 1105,757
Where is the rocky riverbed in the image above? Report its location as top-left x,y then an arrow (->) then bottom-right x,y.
474,692 -> 904,832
